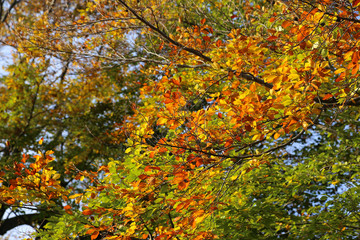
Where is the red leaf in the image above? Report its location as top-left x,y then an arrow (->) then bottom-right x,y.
202,36 -> 211,42
138,174 -> 148,180
144,166 -> 161,172
267,36 -> 278,41
216,39 -> 222,47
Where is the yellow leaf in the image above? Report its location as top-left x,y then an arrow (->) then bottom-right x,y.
265,75 -> 278,83
334,68 -> 346,74
282,96 -> 292,106
69,193 -> 83,199
53,173 -> 60,180
344,51 -> 353,61
288,73 -> 300,80
331,180 -> 339,185
127,223 -> 137,235
252,134 -> 260,141
157,117 -> 168,125
199,134 -> 207,140
212,62 -> 220,69
304,59 -> 312,71
219,99 -> 227,105
194,214 -> 207,224
302,121 -> 309,129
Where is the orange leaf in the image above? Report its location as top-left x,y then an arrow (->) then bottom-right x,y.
178,180 -> 189,190
172,78 -> 181,86
91,231 -> 100,240
98,165 -> 108,172
64,205 -> 72,210
82,209 -> 93,215
149,151 -> 155,158
159,42 -> 164,51
335,72 -> 345,82
85,228 -> 95,235
195,158 -> 203,167
274,132 -> 280,140
6,198 -> 16,205
224,139 -> 233,148
352,63 -> 359,75
322,93 -> 333,100
200,18 -> 206,25
21,154 -> 28,163
297,26 -> 309,42
352,51 -> 359,63
250,83 -> 256,92
281,20 -> 292,28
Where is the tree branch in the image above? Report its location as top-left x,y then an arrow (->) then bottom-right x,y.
116,0 -> 212,62
1,0 -> 22,23
0,213 -> 40,235
314,96 -> 360,107
238,72 -> 274,89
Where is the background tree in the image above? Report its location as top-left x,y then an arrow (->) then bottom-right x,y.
0,0 -> 142,235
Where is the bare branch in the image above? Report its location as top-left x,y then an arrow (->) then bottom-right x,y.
1,0 -> 23,23
116,0 -> 212,62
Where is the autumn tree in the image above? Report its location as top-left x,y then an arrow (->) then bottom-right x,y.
0,0 -> 141,236
1,0 -> 360,239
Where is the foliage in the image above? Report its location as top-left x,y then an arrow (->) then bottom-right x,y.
1,0 -> 360,239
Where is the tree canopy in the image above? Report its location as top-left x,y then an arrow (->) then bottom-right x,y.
1,0 -> 360,239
